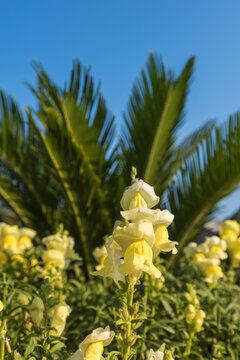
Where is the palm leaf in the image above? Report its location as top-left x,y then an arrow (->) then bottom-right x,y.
0,91 -> 56,231
121,53 -> 195,192
27,60 -> 118,274
167,113 -> 240,267
160,120 -> 217,191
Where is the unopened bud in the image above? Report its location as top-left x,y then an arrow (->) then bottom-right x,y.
164,350 -> 173,360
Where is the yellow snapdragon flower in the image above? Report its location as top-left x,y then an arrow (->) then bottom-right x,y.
91,237 -> 124,285
68,326 -> 114,360
118,240 -> 161,282
42,233 -> 74,256
50,303 -> 71,336
219,220 -> 240,266
120,180 -> 160,211
152,225 -> 178,258
113,222 -> 155,252
197,236 -> 227,260
42,249 -> 65,270
193,254 -> 223,285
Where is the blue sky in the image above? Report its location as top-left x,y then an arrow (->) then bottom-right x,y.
0,0 -> 239,219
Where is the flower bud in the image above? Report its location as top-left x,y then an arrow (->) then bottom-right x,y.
29,297 -> 44,326
50,303 -> 71,336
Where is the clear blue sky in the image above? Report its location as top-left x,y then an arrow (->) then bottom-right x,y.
0,0 -> 239,219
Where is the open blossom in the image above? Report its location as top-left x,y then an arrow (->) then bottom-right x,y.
120,179 -> 160,210
42,249 -> 65,269
42,233 -> 74,257
0,223 -> 36,255
68,326 -> 114,360
197,236 -> 227,260
193,253 -> 223,285
153,225 -> 178,258
91,237 -> 124,285
50,303 -> 71,336
219,220 -> 239,240
113,222 -> 155,252
118,239 -> 161,282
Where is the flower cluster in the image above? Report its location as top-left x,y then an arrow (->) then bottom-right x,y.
219,219 -> 240,267
42,228 -> 74,272
0,223 -> 36,263
184,236 -> 226,286
92,179 -> 177,285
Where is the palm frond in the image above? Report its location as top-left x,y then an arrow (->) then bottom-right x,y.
166,113 -> 240,267
120,53 -> 194,190
160,120 -> 217,191
0,91 -> 56,231
27,60 -> 118,273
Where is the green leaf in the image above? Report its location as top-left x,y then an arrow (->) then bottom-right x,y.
167,113 -> 240,267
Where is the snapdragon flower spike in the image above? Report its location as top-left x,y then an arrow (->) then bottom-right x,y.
120,180 -> 160,211
68,326 -> 114,360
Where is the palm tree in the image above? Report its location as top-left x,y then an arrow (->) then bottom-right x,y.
0,54 -> 240,274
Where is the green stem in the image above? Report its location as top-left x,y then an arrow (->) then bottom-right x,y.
122,283 -> 134,360
0,335 -> 4,360
184,331 -> 194,356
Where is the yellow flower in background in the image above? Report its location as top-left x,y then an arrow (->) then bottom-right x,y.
197,236 -> 227,260
1,234 -> 18,255
18,227 -> 36,252
42,249 -> 65,270
0,252 -> 8,265
152,225 -> 178,258
120,179 -> 160,210
193,253 -> 223,285
50,303 -> 71,336
29,297 -> 44,326
11,255 -> 25,266
68,326 -> 114,360
204,264 -> 223,284
42,233 -> 74,256
219,220 -> 239,237
0,301 -> 4,312
113,222 -> 155,252
118,240 -> 161,282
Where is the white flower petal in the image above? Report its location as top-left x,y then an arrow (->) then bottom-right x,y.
120,180 -> 159,210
